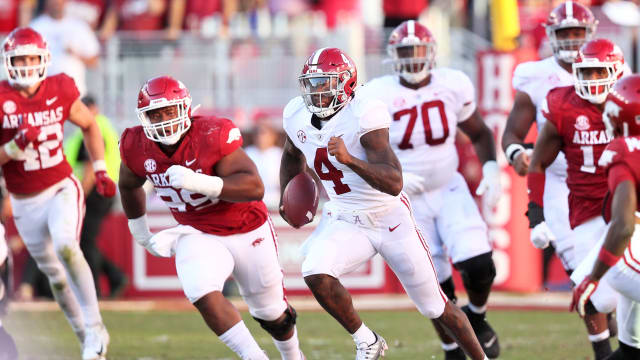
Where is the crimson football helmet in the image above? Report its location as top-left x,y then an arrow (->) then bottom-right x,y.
298,47 -> 357,118
387,20 -> 436,84
545,1 -> 597,63
603,75 -> 640,137
572,39 -> 624,105
136,76 -> 193,145
2,27 -> 50,88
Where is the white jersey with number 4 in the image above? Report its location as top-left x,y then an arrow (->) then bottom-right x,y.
361,68 -> 475,191
282,91 -> 396,211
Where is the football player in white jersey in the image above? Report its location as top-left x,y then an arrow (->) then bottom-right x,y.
502,1 -> 595,261
362,20 -> 501,360
280,47 -> 488,360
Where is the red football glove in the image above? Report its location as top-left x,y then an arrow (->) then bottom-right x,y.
95,170 -> 116,197
570,276 -> 599,317
14,122 -> 40,150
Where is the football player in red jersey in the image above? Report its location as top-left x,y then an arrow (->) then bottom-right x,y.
528,38 -> 624,360
118,76 -> 304,360
571,74 -> 640,360
0,27 -> 115,360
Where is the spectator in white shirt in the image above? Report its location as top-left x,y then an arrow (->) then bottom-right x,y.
31,0 -> 100,96
245,120 -> 283,210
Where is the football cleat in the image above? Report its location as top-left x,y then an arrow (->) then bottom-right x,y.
355,332 -> 388,360
461,305 -> 500,359
82,324 -> 109,360
445,347 -> 467,360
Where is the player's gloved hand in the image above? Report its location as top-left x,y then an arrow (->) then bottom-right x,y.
526,201 -> 545,228
166,165 -> 223,198
530,221 -> 555,249
127,214 -> 161,257
475,160 -> 501,208
4,121 -> 40,160
93,160 -> 116,197
571,276 -> 599,317
402,172 -> 425,195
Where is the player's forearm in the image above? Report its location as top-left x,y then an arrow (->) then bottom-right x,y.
119,186 -> 147,219
279,151 -> 306,202
81,122 -> 106,164
470,127 -> 497,164
344,156 -> 403,196
218,172 -> 264,202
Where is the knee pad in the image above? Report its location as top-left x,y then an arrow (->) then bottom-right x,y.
54,244 -> 82,265
439,277 -> 457,303
454,252 -> 496,294
253,305 -> 297,338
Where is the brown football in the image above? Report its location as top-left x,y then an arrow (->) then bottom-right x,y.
282,172 -> 319,228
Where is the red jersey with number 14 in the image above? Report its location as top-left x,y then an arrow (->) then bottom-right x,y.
0,74 -> 78,194
543,85 -> 613,228
119,116 -> 268,236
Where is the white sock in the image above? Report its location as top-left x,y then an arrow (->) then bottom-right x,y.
273,326 -> 302,360
59,246 -> 103,327
588,329 -> 610,342
468,302 -> 487,314
219,321 -> 267,360
351,323 -> 376,346
49,277 -> 85,338
441,342 -> 459,351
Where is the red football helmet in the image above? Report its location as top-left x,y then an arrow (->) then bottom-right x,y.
298,47 -> 357,118
604,75 -> 640,137
573,39 -> 624,105
136,76 -> 193,145
2,27 -> 50,88
545,1 -> 597,63
387,20 -> 436,84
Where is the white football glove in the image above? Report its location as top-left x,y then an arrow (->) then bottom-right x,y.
127,215 -> 161,257
529,221 -> 556,249
166,165 -> 223,198
475,161 -> 501,208
402,172 -> 426,195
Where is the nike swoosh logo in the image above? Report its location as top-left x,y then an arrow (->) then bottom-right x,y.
484,335 -> 497,348
185,159 -> 196,166
389,223 -> 400,232
46,96 -> 57,106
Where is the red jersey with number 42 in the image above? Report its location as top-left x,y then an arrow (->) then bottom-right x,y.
119,116 -> 268,236
0,74 -> 78,194
543,85 -> 613,228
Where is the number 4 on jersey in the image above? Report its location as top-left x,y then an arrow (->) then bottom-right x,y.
314,147 -> 351,195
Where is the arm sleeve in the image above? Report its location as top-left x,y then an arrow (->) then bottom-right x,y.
358,100 -> 392,137
541,91 -> 561,134
60,74 -> 81,103
119,128 -> 132,170
608,163 -> 636,192
218,119 -> 244,157
512,63 -> 532,93
456,72 -> 476,122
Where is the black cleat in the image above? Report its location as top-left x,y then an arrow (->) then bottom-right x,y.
445,346 -> 467,360
462,305 -> 500,359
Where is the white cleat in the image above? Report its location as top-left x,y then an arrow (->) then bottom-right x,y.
82,324 -> 109,360
356,332 -> 388,360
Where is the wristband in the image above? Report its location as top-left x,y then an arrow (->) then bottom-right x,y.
505,143 -> 525,165
597,247 -> 621,267
93,159 -> 107,172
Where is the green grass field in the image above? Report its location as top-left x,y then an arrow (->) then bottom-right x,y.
5,308 -> 599,359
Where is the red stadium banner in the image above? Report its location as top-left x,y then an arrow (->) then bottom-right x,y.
475,49 -> 541,292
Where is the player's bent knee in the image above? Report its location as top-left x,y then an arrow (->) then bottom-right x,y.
454,252 -> 495,293
254,305 -> 297,338
53,244 -> 81,265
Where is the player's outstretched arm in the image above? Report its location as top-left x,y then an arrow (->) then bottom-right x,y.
329,128 -> 402,196
213,147 -> 265,202
279,135 -> 307,200
69,98 -> 105,165
502,91 -> 537,176
459,109 -> 496,164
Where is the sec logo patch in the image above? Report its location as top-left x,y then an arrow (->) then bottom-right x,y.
3,100 -> 16,114
297,130 -> 307,143
144,159 -> 157,173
